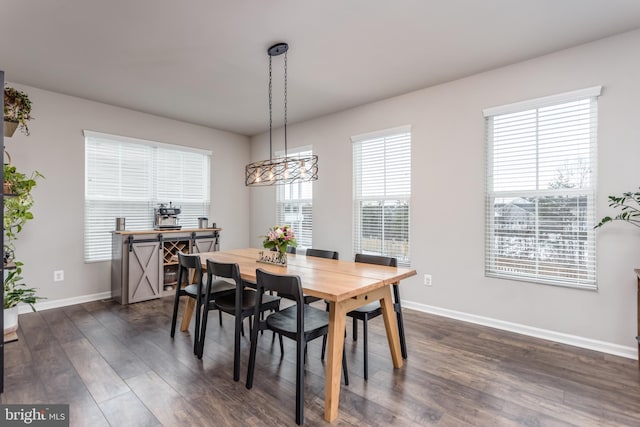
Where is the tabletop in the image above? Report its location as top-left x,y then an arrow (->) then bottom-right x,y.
197,248 -> 416,302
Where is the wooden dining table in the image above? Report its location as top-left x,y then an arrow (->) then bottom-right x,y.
180,248 -> 416,422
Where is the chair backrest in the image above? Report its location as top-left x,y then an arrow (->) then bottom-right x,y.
355,253 -> 400,301
256,268 -> 304,307
354,253 -> 397,267
206,259 -> 241,305
206,259 -> 241,286
271,246 -> 297,254
177,252 -> 203,286
305,248 -> 339,260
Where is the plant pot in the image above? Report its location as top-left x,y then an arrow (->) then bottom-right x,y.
4,306 -> 18,335
3,120 -> 18,138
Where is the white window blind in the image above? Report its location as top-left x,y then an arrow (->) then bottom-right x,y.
353,126 -> 411,266
276,149 -> 313,250
484,87 -> 600,289
84,131 -> 211,262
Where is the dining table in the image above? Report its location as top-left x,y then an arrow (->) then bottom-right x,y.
179,247 -> 416,422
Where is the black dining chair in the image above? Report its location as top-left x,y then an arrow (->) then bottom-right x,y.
199,259 -> 282,381
305,248 -> 338,260
301,248 -> 339,304
270,246 -> 297,254
321,253 -> 407,380
246,268 -> 349,425
170,252 -> 235,355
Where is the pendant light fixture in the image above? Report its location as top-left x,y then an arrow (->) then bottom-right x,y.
245,42 -> 319,186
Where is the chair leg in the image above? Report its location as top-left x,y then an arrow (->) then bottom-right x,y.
170,292 -> 181,338
193,300 -> 202,356
321,301 -> 330,360
233,314 -> 242,381
197,305 -> 212,359
342,344 -> 349,386
245,314 -> 261,389
279,333 -> 284,355
295,339 -> 305,425
363,315 -> 369,381
219,310 -> 223,326
392,285 -> 408,359
396,306 -> 408,360
320,335 -> 327,361
352,317 -> 358,341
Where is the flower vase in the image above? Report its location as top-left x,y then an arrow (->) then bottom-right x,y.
277,250 -> 287,266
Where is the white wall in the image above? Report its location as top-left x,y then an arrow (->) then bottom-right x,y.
5,85 -> 251,305
249,29 -> 640,351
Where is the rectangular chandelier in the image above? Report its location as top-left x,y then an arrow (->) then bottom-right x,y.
245,42 -> 319,187
245,154 -> 318,186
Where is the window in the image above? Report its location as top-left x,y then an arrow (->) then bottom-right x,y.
276,149 -> 313,250
84,131 -> 211,262
484,86 -> 600,289
352,126 -> 411,266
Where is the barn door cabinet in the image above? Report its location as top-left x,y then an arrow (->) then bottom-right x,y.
111,228 -> 220,304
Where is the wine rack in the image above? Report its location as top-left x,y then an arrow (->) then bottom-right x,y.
163,240 -> 189,264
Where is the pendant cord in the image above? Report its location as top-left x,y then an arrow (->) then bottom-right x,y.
268,54 -> 273,160
284,50 -> 288,158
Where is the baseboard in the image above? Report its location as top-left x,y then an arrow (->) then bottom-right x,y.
17,291 -> 113,315
402,300 -> 637,360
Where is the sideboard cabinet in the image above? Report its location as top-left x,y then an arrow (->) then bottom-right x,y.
111,228 -> 220,304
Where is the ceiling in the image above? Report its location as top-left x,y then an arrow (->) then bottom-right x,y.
2,1 -> 640,136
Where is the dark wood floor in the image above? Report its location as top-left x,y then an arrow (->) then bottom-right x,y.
3,296 -> 640,426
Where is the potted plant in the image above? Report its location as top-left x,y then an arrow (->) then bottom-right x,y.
595,189 -> 640,229
261,224 -> 297,265
4,261 -> 43,335
3,164 -> 44,336
4,84 -> 33,137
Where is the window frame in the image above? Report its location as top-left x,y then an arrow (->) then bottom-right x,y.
352,126 -> 412,266
84,130 -> 211,262
484,87 -> 601,289
275,148 -> 313,251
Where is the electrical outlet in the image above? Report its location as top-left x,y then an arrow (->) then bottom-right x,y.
54,270 -> 64,282
423,274 -> 432,286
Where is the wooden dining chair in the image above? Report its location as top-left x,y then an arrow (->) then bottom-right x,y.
199,259 -> 282,381
246,268 -> 349,425
321,253 -> 407,380
170,252 -> 235,355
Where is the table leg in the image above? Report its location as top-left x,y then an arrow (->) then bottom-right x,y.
324,300 -> 347,422
379,285 -> 402,368
180,298 -> 195,332
179,268 -> 198,332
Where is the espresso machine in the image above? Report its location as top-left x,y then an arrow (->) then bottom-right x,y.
154,202 -> 181,230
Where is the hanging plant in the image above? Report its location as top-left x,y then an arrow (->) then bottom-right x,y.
4,84 -> 33,136
3,164 -> 45,310
3,164 -> 43,251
